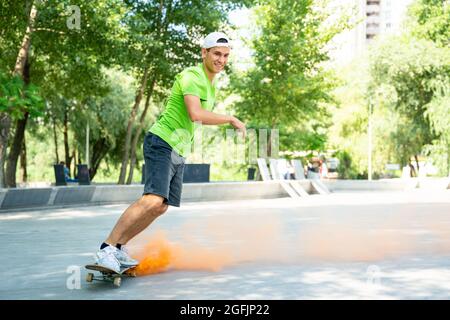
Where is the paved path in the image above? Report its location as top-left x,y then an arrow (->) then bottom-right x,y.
1,190 -> 449,299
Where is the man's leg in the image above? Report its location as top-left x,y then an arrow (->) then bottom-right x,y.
105,193 -> 169,246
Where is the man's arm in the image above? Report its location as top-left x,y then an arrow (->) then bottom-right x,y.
184,95 -> 231,125
184,95 -> 246,136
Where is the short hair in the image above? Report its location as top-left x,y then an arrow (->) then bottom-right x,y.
216,38 -> 228,44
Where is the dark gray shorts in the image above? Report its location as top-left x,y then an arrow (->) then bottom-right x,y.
143,132 -> 185,207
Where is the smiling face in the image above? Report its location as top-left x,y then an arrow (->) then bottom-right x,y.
201,46 -> 230,75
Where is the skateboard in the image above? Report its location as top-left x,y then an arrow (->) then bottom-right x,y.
85,264 -> 137,288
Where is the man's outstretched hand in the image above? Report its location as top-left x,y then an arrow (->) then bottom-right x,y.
230,116 -> 246,139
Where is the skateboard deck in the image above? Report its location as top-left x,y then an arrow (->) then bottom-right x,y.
85,264 -> 137,287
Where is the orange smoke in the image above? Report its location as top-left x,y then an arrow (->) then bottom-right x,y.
132,231 -> 173,276
129,211 -> 450,277
131,230 -> 234,276
297,226 -> 414,262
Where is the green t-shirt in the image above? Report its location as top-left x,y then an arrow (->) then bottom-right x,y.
149,63 -> 216,157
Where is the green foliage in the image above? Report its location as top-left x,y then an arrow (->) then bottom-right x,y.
422,88 -> 450,175
3,0 -> 448,183
408,0 -> 450,47
328,0 -> 449,178
0,71 -> 44,119
72,69 -> 137,164
335,150 -> 358,179
120,0 -> 252,103
1,0 -> 256,183
407,0 -> 450,175
230,0 -> 352,154
210,163 -> 247,181
369,34 -> 449,173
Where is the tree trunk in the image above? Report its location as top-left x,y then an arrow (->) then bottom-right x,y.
118,66 -> 149,184
13,3 -> 37,77
5,112 -> 30,187
0,114 -> 12,188
73,148 -> 77,178
121,0 -> 172,184
52,116 -> 59,163
89,137 -> 110,180
20,137 -> 27,183
5,56 -> 31,188
0,2 -> 37,188
414,154 -> 420,175
447,140 -> 450,177
409,159 -> 417,177
63,107 -> 71,168
126,77 -> 156,184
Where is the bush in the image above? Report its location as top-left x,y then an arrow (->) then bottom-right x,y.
335,150 -> 359,179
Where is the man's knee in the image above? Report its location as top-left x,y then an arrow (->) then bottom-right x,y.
157,204 -> 169,216
150,203 -> 168,218
139,195 -> 168,217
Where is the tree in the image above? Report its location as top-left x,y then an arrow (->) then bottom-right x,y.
230,0 -> 352,157
369,36 -> 449,174
117,0 -> 252,184
0,1 -> 39,187
367,0 -> 450,176
326,0 -> 449,179
69,69 -> 136,180
408,0 -> 450,175
0,71 -> 43,187
408,0 -> 449,48
1,0 -> 129,186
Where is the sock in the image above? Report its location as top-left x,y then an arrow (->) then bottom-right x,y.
100,242 -> 110,250
116,243 -> 122,250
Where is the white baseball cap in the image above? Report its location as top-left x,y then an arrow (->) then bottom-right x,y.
201,32 -> 231,49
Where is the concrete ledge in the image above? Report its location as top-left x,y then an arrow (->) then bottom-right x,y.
181,181 -> 289,202
0,181 -> 291,212
88,182 -> 290,204
1,178 -> 448,212
1,188 -> 52,209
53,186 -> 96,205
0,190 -> 6,208
323,178 -> 449,191
416,178 -> 450,190
91,185 -> 143,204
323,179 -> 419,191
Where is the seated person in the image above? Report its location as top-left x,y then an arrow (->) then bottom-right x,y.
60,161 -> 78,183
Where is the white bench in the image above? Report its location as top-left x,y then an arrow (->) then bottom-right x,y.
257,158 -> 313,198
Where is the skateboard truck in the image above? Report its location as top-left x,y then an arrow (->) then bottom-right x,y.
85,264 -> 137,288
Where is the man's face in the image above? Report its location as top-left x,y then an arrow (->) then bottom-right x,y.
202,46 -> 230,74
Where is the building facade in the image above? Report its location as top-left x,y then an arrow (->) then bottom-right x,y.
329,0 -> 414,65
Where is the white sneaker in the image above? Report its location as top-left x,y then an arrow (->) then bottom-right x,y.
95,246 -> 121,273
114,246 -> 139,267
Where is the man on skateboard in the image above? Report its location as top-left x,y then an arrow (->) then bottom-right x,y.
94,32 -> 246,272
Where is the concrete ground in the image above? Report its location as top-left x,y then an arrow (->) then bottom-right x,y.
0,189 -> 449,300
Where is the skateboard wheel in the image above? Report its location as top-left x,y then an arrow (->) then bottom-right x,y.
129,271 -> 137,277
113,277 -> 121,287
86,273 -> 94,282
